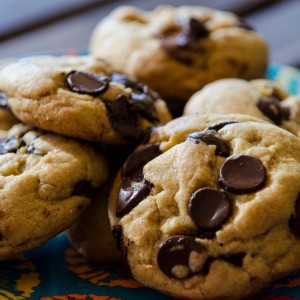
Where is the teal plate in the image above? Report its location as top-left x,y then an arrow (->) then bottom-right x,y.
1,62 -> 300,300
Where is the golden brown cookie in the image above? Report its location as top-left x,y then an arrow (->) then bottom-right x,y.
90,5 -> 268,104
0,123 -> 108,261
0,55 -> 171,146
109,114 -> 300,299
184,78 -> 300,137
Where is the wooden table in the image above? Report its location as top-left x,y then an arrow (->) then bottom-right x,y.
0,0 -> 299,68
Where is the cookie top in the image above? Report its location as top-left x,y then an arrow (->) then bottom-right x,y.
90,5 -> 268,103
184,78 -> 300,137
109,114 -> 300,299
0,55 -> 171,146
0,123 -> 108,261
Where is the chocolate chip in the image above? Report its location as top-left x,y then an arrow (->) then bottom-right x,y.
0,136 -> 24,154
105,94 -> 142,141
187,130 -> 230,157
111,72 -> 160,101
130,93 -> 159,122
257,96 -> 290,125
157,235 -> 206,279
66,71 -> 109,96
72,180 -> 97,198
116,178 -> 152,218
111,72 -> 159,122
188,188 -> 232,231
206,121 -> 239,131
121,143 -> 161,180
289,194 -> 300,238
219,155 -> 267,193
157,18 -> 208,65
180,18 -> 209,42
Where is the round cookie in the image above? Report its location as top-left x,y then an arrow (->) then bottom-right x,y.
184,78 -> 300,137
109,114 -> 300,299
0,55 -> 171,146
90,5 -> 268,104
0,123 -> 108,261
67,179 -> 120,263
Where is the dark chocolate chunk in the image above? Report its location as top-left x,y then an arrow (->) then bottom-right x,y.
219,155 -> 267,193
66,71 -> 109,96
130,92 -> 159,122
257,96 -> 290,125
111,72 -> 160,101
0,92 -> 10,111
219,252 -> 245,267
72,180 -> 97,198
121,143 -> 161,179
0,136 -> 24,154
206,121 -> 239,131
187,130 -> 230,157
180,17 -> 209,42
157,18 -> 209,65
157,235 -> 205,279
116,178 -> 152,218
111,72 -> 159,122
188,188 -> 232,231
105,94 -> 142,140
289,194 -> 300,238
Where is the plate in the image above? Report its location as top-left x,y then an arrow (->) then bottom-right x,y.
1,62 -> 300,300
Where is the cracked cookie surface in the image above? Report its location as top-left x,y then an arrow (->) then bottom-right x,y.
0,55 -> 171,146
109,114 -> 300,299
0,123 -> 108,260
90,5 -> 268,103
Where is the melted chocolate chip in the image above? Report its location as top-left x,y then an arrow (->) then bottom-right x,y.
289,194 -> 300,238
207,121 -> 239,131
157,236 -> 206,279
111,72 -> 159,122
188,188 -> 232,231
116,178 -> 152,218
219,155 -> 267,193
66,71 -> 109,96
105,94 -> 142,140
180,18 -> 209,43
72,180 -> 97,198
0,92 -> 10,111
0,136 -> 24,154
257,96 -> 290,125
121,143 -> 161,180
130,92 -> 158,122
158,18 -> 209,65
187,130 -> 230,157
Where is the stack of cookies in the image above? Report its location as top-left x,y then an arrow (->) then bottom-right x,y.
1,4 -> 300,300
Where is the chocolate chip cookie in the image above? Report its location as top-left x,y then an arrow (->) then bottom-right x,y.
184,78 -> 300,137
108,114 -> 300,299
90,5 -> 268,104
0,55 -> 171,146
0,123 -> 108,261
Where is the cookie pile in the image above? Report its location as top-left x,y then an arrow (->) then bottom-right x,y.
1,4 -> 300,300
